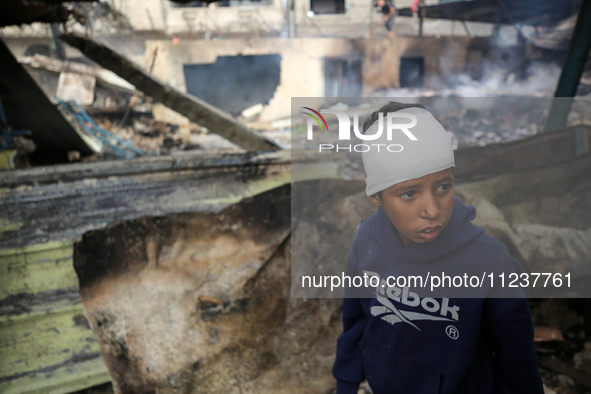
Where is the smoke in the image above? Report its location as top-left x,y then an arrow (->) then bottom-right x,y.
387,39 -> 563,98
443,62 -> 562,97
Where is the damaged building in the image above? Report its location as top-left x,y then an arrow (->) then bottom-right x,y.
1,0 -> 591,393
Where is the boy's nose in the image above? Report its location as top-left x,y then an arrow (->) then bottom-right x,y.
420,194 -> 440,219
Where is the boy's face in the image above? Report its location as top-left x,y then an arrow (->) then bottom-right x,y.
369,168 -> 455,247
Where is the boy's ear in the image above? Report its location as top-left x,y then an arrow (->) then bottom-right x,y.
368,193 -> 382,207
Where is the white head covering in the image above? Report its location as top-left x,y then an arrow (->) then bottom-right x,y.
362,106 -> 455,196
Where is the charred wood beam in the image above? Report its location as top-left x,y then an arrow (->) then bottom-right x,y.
60,33 -> 282,152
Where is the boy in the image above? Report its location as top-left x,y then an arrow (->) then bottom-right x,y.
332,102 -> 544,393
377,0 -> 396,38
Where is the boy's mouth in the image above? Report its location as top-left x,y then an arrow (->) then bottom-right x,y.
418,225 -> 443,241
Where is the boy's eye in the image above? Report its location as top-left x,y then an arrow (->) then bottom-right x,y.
400,191 -> 416,199
437,184 -> 452,192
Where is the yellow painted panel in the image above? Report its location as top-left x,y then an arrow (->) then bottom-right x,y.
0,218 -> 23,233
0,242 -> 78,302
0,356 -> 110,394
0,150 -> 15,170
0,241 -> 110,392
0,305 -> 101,378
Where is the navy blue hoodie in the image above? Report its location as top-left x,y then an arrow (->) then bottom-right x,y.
332,198 -> 543,394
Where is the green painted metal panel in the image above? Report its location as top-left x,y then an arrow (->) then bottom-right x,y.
0,241 -> 111,393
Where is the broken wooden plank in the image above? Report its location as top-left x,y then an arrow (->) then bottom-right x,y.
60,33 -> 282,152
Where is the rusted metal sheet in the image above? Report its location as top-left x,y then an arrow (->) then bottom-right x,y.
60,33 -> 283,152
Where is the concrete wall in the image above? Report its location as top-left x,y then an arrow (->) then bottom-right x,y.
0,0 -> 495,43
292,0 -> 373,38
111,0 -> 168,31
166,4 -> 285,36
146,35 -> 486,122
146,37 -> 338,122
362,36 -> 481,92
108,0 -> 468,39
112,0 -> 285,36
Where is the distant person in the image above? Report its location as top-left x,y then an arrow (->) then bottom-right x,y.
410,0 -> 422,17
376,0 -> 396,38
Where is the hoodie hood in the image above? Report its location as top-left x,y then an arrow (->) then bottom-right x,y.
371,197 -> 484,264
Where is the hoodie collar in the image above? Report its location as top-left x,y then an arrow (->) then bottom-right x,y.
373,197 -> 484,264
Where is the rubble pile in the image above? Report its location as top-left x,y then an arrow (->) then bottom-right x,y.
437,105 -> 549,147
439,99 -> 591,147
92,116 -> 198,155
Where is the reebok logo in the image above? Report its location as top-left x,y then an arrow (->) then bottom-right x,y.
365,271 -> 460,332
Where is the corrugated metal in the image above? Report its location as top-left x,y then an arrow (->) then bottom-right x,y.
0,241 -> 111,393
